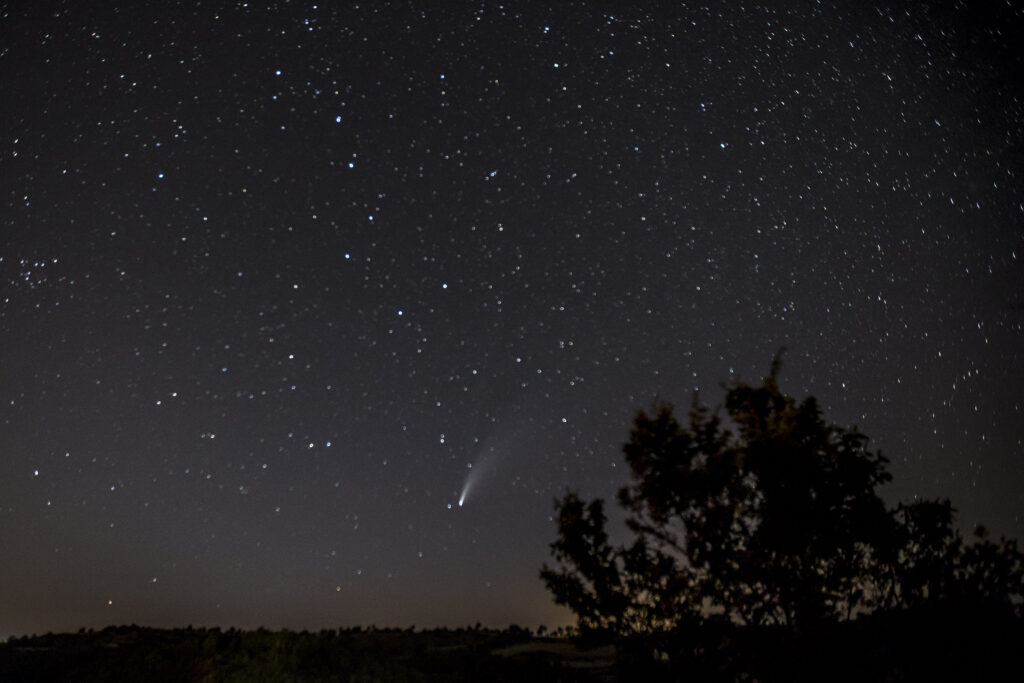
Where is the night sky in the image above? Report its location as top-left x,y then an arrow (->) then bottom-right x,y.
3,1 -> 1023,637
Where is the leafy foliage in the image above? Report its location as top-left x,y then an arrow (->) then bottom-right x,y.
542,354 -> 1024,651
885,501 -> 1024,614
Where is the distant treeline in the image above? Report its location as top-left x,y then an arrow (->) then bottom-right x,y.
0,624 -> 602,683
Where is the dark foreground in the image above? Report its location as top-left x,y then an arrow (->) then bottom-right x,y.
2,605 -> 1021,682
0,625 -> 611,683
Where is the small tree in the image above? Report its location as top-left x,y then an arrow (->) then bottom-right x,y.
959,526 -> 1024,615
542,354 -> 894,635
884,500 -> 1024,616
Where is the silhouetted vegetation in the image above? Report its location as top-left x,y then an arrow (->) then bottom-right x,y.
542,352 -> 1024,680
0,625 -> 610,683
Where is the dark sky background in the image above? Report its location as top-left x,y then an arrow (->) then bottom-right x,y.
2,1 -> 1023,637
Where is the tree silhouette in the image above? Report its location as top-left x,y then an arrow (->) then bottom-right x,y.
885,498 -> 962,609
542,353 -> 1023,650
884,500 -> 1024,616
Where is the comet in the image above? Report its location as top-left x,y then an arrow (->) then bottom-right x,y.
456,422 -> 515,508
458,468 -> 476,507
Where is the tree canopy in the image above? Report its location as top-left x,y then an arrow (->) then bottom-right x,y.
541,355 -> 1023,645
